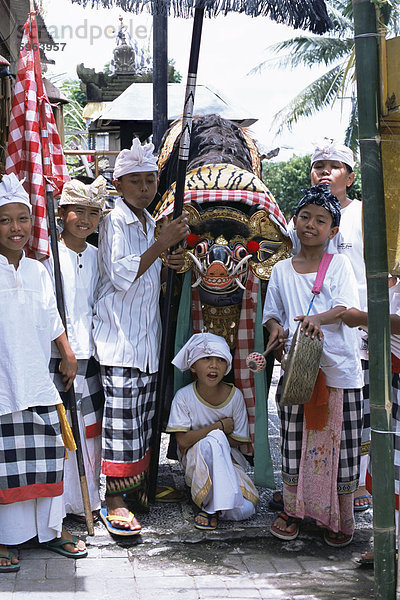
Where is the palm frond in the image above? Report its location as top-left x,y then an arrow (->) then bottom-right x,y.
344,97 -> 359,152
271,65 -> 345,135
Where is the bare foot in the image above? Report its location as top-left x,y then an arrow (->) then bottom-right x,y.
106,495 -> 141,531
0,545 -> 19,568
58,527 -> 86,554
271,513 -> 298,536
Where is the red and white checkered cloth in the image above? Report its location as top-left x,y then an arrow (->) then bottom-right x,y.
191,269 -> 259,455
159,189 -> 287,232
5,13 -> 69,259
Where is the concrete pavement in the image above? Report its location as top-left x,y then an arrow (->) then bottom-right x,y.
0,366 -> 375,599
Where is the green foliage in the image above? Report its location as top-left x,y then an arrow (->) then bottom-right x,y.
262,154 -> 362,219
168,59 -> 182,83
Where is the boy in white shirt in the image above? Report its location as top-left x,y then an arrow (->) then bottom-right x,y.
93,139 -> 190,536
263,184 -> 363,547
166,333 -> 258,530
45,176 -> 106,524
0,174 -> 86,573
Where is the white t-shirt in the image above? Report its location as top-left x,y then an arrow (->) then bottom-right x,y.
0,254 -> 64,416
44,242 -> 99,359
389,279 -> 400,360
93,198 -> 162,371
262,254 -> 363,388
166,382 -> 251,444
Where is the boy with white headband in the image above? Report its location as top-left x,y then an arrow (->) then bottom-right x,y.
93,139 -> 190,536
283,139 -> 370,513
166,333 -> 259,530
44,176 -> 107,525
0,173 -> 87,572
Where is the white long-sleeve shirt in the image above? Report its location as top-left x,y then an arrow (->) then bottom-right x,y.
93,197 -> 162,372
44,242 -> 99,359
0,254 -> 64,416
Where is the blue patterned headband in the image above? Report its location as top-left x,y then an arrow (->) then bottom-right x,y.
295,184 -> 341,227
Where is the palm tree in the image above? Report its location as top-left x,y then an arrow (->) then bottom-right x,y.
249,0 -> 399,151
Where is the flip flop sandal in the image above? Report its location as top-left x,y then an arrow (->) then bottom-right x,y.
155,485 -> 186,503
270,511 -> 300,541
42,535 -> 88,559
353,552 -> 374,567
99,507 -> 142,537
268,491 -> 284,512
68,511 -> 99,524
194,510 -> 218,531
0,551 -> 20,573
353,494 -> 372,512
324,530 -> 353,548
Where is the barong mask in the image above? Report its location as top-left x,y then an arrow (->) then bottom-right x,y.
172,332 -> 232,375
295,184 -> 341,228
114,138 -> 158,179
0,173 -> 31,213
311,139 -> 355,170
59,175 -> 107,211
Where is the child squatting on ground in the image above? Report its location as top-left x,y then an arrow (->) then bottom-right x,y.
44,176 -> 107,524
166,333 -> 259,530
263,184 -> 363,547
0,173 -> 87,573
93,138 -> 190,536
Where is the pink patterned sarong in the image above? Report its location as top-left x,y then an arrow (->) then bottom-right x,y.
284,388 -> 354,535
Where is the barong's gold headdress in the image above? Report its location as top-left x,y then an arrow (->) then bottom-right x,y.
59,176 -> 107,211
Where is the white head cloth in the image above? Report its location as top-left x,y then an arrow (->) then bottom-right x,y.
311,138 -> 355,170
172,332 -> 232,375
114,138 -> 158,179
59,175 -> 107,210
0,173 -> 31,213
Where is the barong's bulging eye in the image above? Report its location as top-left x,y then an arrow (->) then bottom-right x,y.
233,244 -> 248,260
195,240 -> 208,257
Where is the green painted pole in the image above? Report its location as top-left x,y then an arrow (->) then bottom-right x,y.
352,2 -> 395,598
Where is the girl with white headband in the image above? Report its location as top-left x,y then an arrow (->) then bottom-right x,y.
166,332 -> 259,530
0,173 -> 87,572
44,176 -> 107,526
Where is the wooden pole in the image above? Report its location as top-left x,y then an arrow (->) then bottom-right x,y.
152,3 -> 168,150
148,7 -> 204,503
352,2 -> 395,597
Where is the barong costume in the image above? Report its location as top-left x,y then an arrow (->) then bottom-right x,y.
45,176 -> 107,517
0,174 -> 66,544
93,141 -> 159,496
167,333 -> 259,520
263,252 -> 363,535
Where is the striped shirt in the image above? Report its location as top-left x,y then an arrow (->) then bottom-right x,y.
93,197 -> 162,372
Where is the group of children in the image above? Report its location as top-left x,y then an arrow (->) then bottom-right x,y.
0,136 -> 397,572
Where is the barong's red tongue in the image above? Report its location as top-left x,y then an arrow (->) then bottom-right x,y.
304,369 -> 329,430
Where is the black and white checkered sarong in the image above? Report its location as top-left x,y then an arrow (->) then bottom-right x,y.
100,366 -> 157,477
0,405 -> 65,504
361,359 -> 370,455
50,357 -> 104,439
392,373 -> 400,504
277,378 -> 363,493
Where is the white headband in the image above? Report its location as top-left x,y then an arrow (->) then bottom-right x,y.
114,138 -> 158,179
311,138 -> 355,170
0,173 -> 31,213
172,332 -> 232,375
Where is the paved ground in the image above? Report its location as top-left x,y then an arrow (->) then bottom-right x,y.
0,366 -> 375,599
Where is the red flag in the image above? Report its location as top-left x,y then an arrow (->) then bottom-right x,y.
5,12 -> 69,259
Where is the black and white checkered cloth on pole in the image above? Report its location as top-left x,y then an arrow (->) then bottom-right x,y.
276,377 -> 363,493
0,405 -> 65,502
392,373 -> 400,501
360,359 -> 370,454
100,366 -> 157,473
50,356 -> 105,439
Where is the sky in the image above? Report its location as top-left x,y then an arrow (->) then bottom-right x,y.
40,0 -> 353,161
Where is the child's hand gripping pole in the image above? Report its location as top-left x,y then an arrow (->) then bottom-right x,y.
246,328 -> 289,373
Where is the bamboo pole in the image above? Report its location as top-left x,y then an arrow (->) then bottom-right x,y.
352,2 -> 395,598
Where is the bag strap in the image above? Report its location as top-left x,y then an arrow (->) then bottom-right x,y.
306,252 -> 333,315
